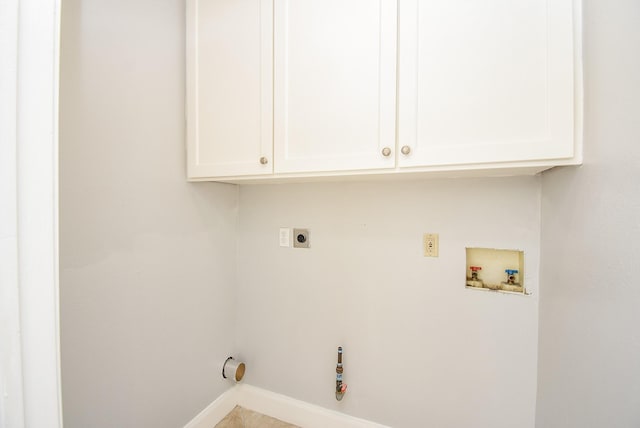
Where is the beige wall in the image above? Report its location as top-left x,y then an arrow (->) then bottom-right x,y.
58,1 -> 640,427
59,0 -> 238,426
537,1 -> 640,427
237,177 -> 542,428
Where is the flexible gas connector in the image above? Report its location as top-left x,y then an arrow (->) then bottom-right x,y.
336,346 -> 347,401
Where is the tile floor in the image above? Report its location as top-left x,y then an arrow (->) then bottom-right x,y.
214,405 -> 299,428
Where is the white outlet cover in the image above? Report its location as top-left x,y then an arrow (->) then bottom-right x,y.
279,228 -> 290,247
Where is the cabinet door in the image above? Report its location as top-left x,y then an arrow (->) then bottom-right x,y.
398,0 -> 576,168
187,0 -> 273,179
274,0 -> 397,174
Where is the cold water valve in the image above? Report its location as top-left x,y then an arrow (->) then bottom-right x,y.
505,269 -> 519,285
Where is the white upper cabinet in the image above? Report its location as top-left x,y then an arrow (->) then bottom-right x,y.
186,0 -> 273,179
398,0 -> 577,168
187,0 -> 581,182
273,0 -> 398,173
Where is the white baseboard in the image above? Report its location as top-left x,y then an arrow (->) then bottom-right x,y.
183,387 -> 238,428
184,384 -> 389,428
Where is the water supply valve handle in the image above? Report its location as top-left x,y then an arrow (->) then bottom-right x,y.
505,269 -> 519,285
469,266 -> 482,281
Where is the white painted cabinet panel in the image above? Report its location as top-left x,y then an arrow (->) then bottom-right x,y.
187,0 -> 273,179
398,0 -> 577,168
187,0 -> 580,182
273,0 -> 397,174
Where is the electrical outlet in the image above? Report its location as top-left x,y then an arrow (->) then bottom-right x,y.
293,228 -> 310,248
423,233 -> 439,257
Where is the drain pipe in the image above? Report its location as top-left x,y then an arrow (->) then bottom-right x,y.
336,346 -> 347,401
222,357 -> 246,383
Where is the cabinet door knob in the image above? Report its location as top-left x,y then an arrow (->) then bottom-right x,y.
259,156 -> 268,165
381,147 -> 391,157
401,145 -> 411,155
